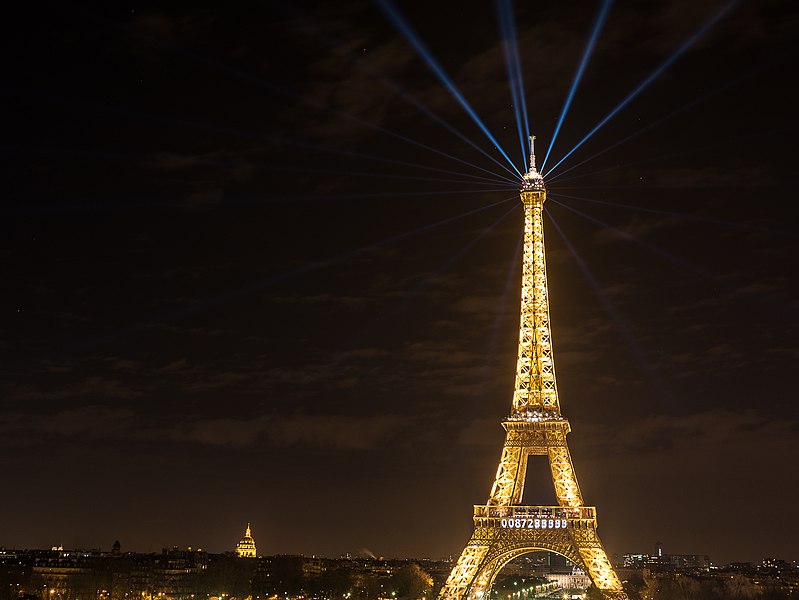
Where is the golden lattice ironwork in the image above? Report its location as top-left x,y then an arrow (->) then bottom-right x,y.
438,137 -> 627,600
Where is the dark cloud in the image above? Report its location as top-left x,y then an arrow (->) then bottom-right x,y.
173,413 -> 410,449
0,406 -> 144,452
451,294 -> 503,319
270,292 -> 373,308
581,409 -> 798,456
592,215 -> 680,245
0,404 -> 411,453
5,377 -> 145,402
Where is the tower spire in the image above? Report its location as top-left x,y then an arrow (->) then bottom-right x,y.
521,135 -> 544,192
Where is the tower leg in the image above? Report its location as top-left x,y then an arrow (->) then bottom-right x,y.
548,445 -> 583,507
438,541 -> 490,600
570,527 -> 628,599
488,446 -> 525,506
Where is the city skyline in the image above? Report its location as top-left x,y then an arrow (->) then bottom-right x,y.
3,0 -> 798,569
2,533 -> 794,568
8,544 -> 794,600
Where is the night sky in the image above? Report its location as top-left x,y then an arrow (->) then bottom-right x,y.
3,1 -> 798,565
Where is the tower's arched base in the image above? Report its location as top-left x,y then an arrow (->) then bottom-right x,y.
438,507 -> 628,600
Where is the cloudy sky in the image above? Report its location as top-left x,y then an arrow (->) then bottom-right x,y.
2,0 -> 797,565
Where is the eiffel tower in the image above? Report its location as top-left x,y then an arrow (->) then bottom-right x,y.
438,137 -> 628,600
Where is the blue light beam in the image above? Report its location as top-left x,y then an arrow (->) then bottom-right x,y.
287,7 -> 523,181
375,0 -> 523,177
53,196 -> 519,357
545,46 -> 789,183
545,207 -> 672,405
73,6 -> 518,186
551,192 -> 745,229
549,197 -> 710,276
341,200 -> 519,355
496,0 -> 532,166
541,0 -> 613,171
545,0 -> 738,177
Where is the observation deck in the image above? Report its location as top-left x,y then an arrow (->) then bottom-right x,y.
473,505 -> 597,530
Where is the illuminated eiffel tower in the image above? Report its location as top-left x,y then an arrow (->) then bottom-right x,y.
438,137 -> 628,600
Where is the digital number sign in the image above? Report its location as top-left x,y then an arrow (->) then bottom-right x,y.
500,518 -> 568,529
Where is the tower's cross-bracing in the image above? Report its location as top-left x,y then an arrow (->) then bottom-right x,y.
437,136 -> 628,600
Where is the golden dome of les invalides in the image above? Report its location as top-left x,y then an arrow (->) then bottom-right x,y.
235,523 -> 257,558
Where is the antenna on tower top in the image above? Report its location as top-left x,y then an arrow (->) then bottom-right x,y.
520,134 -> 544,192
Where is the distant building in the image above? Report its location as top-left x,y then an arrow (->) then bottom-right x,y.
545,567 -> 591,591
236,523 -> 257,558
666,554 -> 710,572
762,558 -> 793,573
301,556 -> 325,577
622,544 -> 710,574
726,562 -> 755,573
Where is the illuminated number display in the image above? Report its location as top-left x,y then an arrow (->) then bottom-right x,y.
499,517 -> 568,529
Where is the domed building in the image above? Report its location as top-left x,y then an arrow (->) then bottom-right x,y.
235,523 -> 257,558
